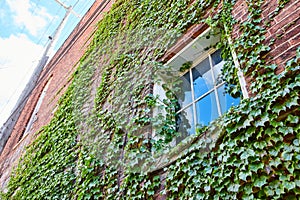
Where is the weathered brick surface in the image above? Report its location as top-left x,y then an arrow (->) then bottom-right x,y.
0,0 -> 114,189
157,1 -> 300,198
265,0 -> 300,71
261,0 -> 277,19
161,23 -> 209,63
0,0 -> 300,195
231,0 -> 300,75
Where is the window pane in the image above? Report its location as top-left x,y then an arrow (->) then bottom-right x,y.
211,49 -> 222,65
176,72 -> 192,108
196,92 -> 218,126
217,85 -> 240,113
213,61 -> 224,86
212,49 -> 223,85
193,58 -> 213,99
176,105 -> 195,140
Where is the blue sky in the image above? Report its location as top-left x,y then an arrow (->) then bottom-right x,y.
0,0 -> 96,126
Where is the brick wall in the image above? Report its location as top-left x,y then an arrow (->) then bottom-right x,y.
164,0 -> 300,74
0,0 -> 299,195
265,0 -> 300,72
0,0 -> 114,189
232,0 -> 300,73
153,0 -> 300,198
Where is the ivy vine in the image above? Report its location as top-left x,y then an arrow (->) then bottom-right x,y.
1,0 -> 299,199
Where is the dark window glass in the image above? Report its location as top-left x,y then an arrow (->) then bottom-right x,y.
193,58 -> 213,99
177,72 -> 192,108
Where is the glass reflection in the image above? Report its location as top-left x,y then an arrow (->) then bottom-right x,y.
211,49 -> 222,66
193,58 -> 213,99
217,85 -> 240,113
196,92 -> 218,126
176,72 -> 192,108
176,105 -> 195,142
212,49 -> 223,85
213,61 -> 224,85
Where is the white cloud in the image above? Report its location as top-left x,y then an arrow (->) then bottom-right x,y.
0,34 -> 43,125
5,0 -> 52,36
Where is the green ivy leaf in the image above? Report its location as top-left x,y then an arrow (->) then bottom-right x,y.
287,115 -> 299,124
282,151 -> 293,161
147,190 -> 155,196
265,127 -> 276,136
254,176 -> 267,188
249,162 -> 264,173
278,127 -> 294,135
264,186 -> 274,196
294,139 -> 300,146
188,169 -> 197,177
228,183 -> 240,192
253,141 -> 267,150
284,161 -> 294,174
239,171 -> 251,181
240,149 -> 255,160
204,185 -> 210,192
254,113 -> 269,127
283,181 -> 296,190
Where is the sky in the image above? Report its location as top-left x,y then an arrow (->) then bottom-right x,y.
0,0 -> 96,126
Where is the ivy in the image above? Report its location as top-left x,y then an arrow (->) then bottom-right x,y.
1,0 -> 300,199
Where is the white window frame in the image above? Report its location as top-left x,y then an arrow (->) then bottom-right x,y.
154,28 -> 246,137
176,48 -> 225,133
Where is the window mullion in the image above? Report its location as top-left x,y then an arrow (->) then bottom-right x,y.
189,69 -> 197,132
209,55 -> 222,116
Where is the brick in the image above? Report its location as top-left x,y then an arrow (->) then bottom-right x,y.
261,0 -> 278,18
1,0 -> 300,196
268,41 -> 291,59
289,31 -> 300,46
268,7 -> 300,35
275,64 -> 285,74
274,1 -> 300,23
274,44 -> 299,66
276,18 -> 300,42
232,0 -> 247,14
0,0 -> 114,188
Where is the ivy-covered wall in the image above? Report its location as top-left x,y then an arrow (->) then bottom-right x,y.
1,0 -> 300,199
0,0 -> 114,190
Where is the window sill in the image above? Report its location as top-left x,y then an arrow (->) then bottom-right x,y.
148,119 -> 224,173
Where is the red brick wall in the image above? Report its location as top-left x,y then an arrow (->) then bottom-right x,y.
265,0 -> 300,72
232,0 -> 300,73
0,0 -> 114,189
157,0 -> 300,198
164,0 -> 300,73
0,0 -> 299,194
174,0 -> 300,96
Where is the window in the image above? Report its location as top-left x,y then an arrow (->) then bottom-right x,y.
176,49 -> 240,137
154,28 -> 241,140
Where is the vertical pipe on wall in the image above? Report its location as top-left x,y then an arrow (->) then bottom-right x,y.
223,23 -> 249,99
